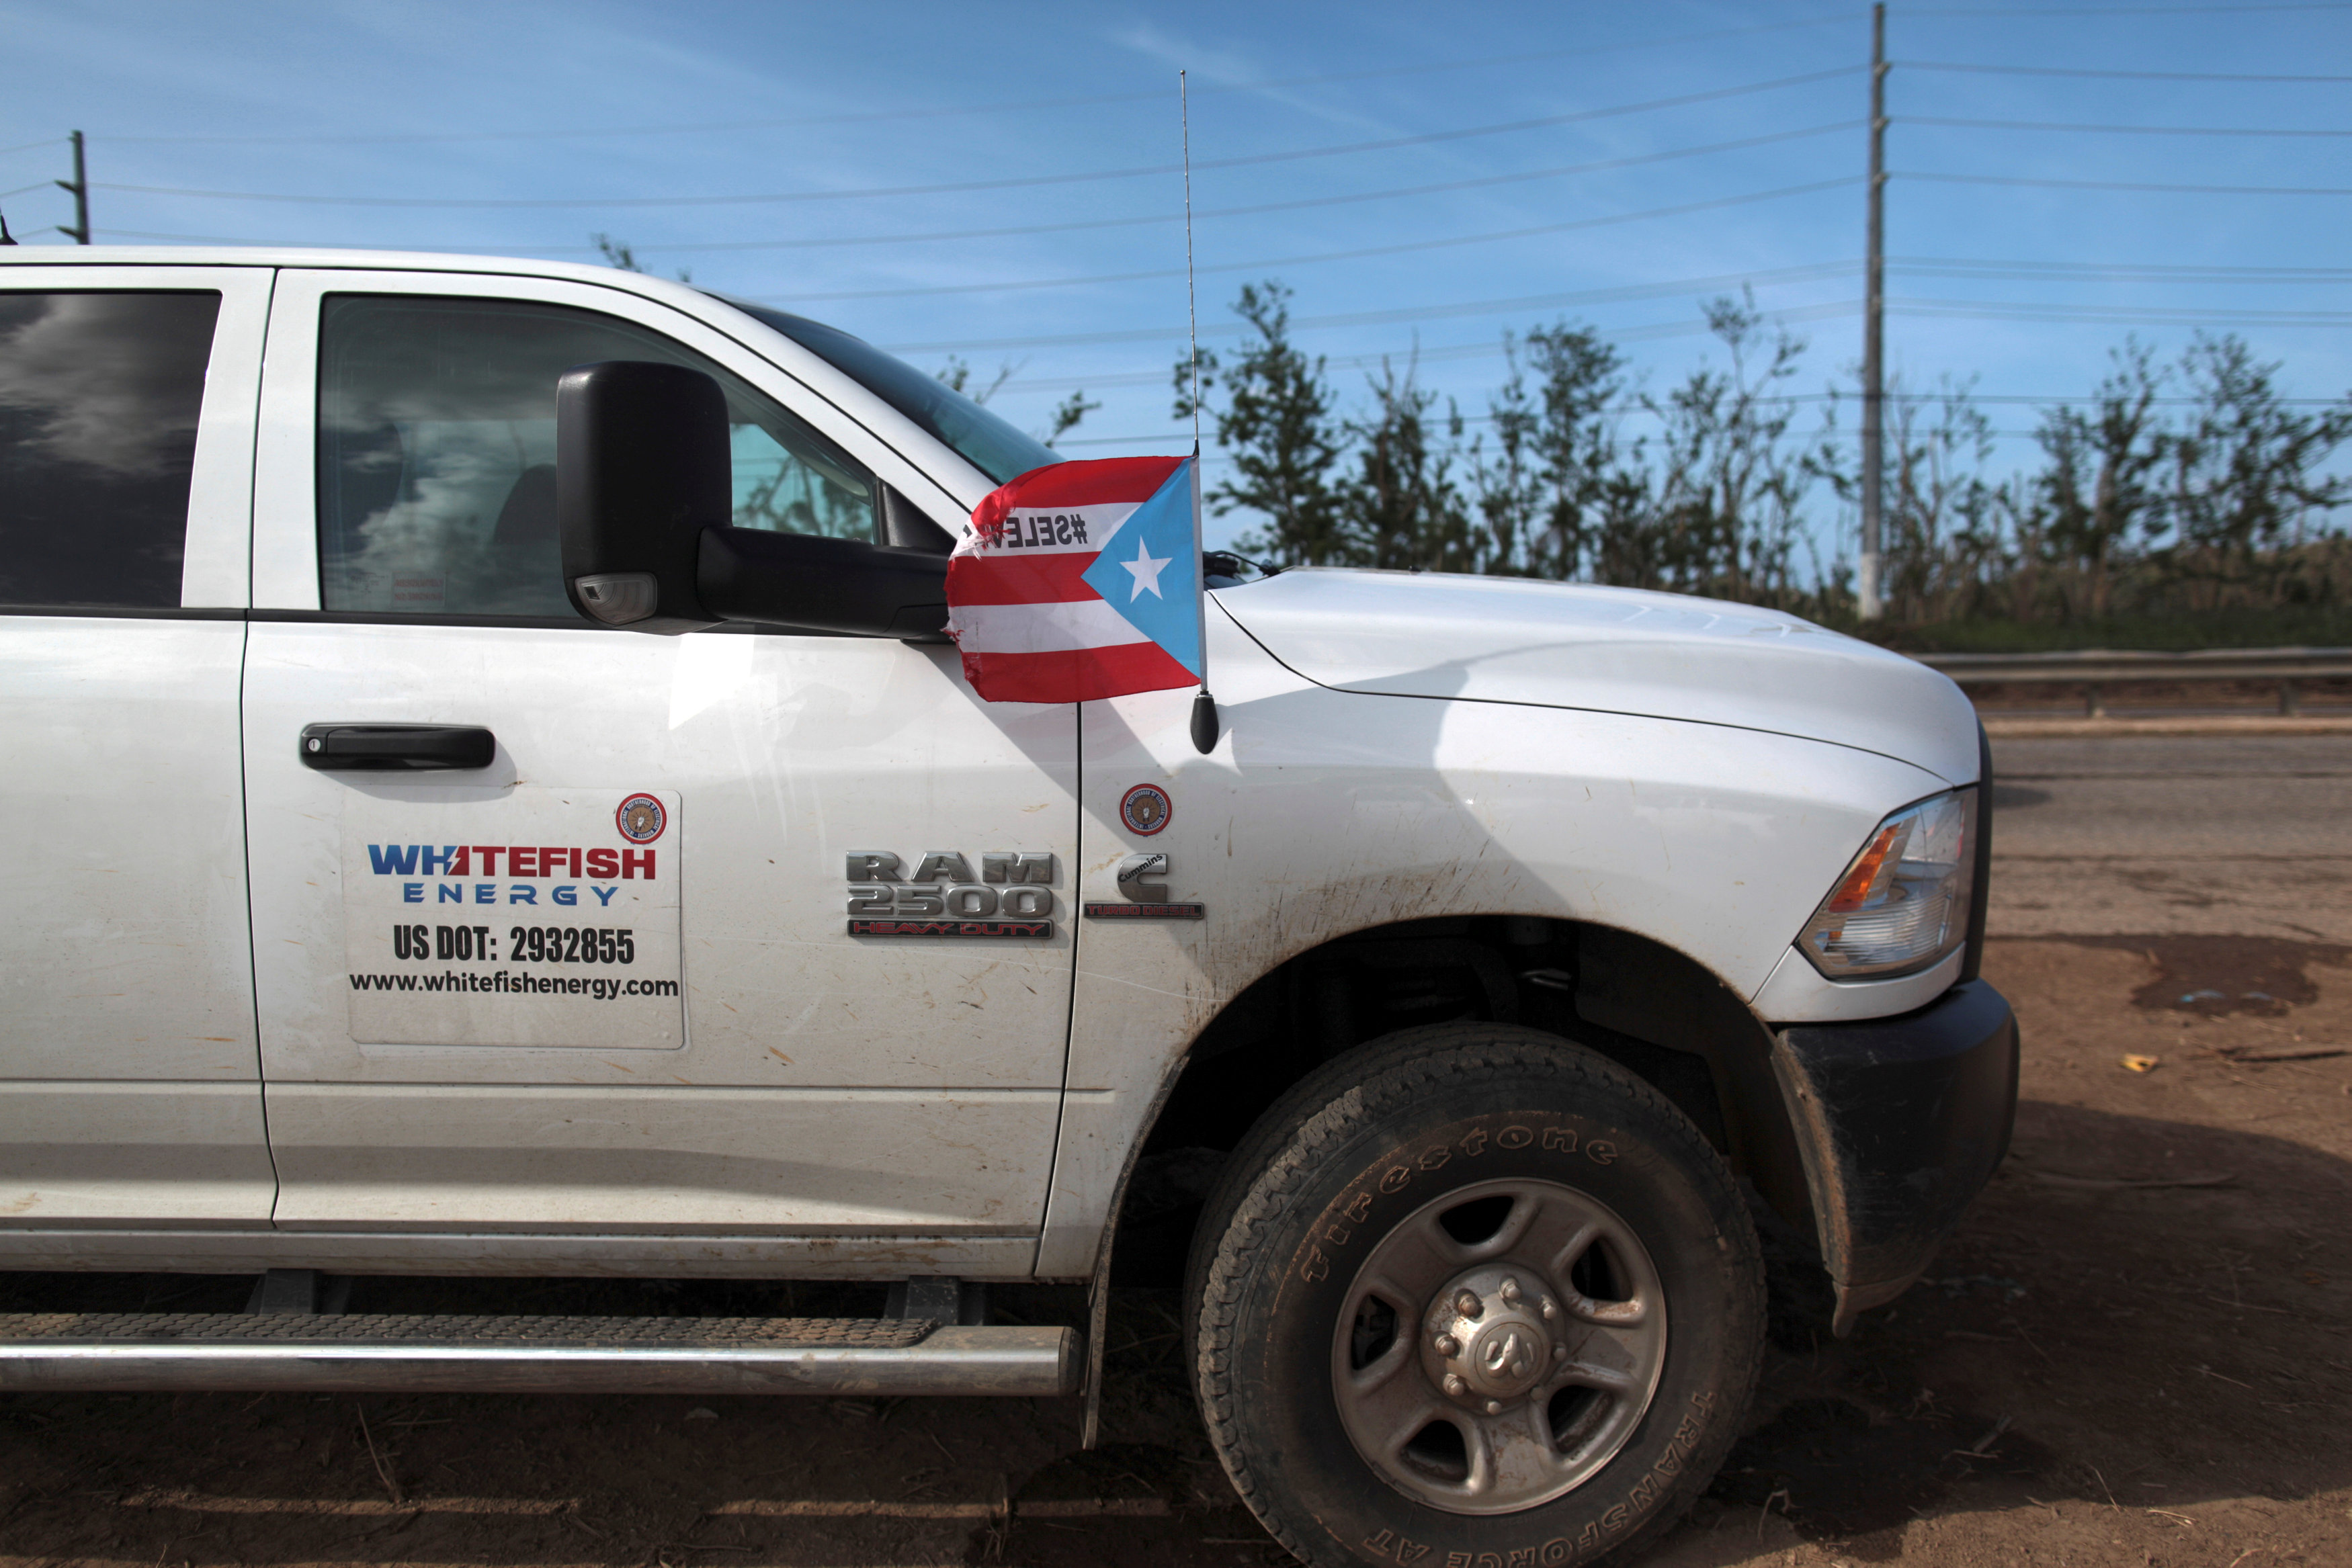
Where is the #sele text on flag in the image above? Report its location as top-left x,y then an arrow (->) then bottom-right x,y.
943,455 -> 1205,703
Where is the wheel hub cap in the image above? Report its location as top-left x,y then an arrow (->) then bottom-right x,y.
1423,1267 -> 1557,1411
1329,1175 -> 1670,1516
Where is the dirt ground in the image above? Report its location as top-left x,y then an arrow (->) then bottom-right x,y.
2,936 -> 2348,1568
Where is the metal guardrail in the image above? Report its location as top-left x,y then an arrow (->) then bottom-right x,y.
1917,647 -> 2352,717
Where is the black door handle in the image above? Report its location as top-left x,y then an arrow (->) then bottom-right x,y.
299,723 -> 496,771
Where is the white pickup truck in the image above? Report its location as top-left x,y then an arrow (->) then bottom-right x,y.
0,247 -> 2017,1568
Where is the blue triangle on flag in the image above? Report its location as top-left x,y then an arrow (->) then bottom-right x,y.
1081,458 -> 1202,681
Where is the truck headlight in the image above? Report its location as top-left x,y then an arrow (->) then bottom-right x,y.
1798,788 -> 1977,979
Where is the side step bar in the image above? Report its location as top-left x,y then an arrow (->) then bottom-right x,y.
0,1312 -> 1079,1397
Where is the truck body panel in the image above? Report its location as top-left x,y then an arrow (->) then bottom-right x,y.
1217,567 -> 1983,785
0,265 -> 273,1223
1038,608 -> 1952,1274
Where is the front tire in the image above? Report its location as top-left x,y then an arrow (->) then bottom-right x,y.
1187,1024 -> 1764,1567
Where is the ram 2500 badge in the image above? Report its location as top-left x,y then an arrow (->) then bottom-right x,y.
0,248 -> 2016,1568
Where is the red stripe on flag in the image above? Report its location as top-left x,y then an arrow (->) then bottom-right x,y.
974,455 -> 1188,524
946,552 -> 1095,607
960,641 -> 1197,704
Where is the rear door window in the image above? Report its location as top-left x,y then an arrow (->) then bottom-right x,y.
316,294 -> 878,618
0,291 -> 221,609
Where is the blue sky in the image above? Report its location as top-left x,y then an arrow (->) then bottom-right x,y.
5,0 -> 2352,553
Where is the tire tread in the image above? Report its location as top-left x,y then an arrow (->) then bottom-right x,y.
1185,1022 -> 1765,1567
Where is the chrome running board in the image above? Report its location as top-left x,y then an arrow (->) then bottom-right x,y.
0,1312 -> 1079,1397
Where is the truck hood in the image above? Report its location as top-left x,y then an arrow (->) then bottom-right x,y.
1214,568 -> 1980,784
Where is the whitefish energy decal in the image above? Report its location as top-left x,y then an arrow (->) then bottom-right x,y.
342,788 -> 682,1049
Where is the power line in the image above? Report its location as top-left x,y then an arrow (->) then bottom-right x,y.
693,121 -> 1855,253
1001,340 -> 1678,394
101,215 -> 2352,281
998,331 -> 2352,405
1898,170 -> 2352,196
52,228 -> 304,245
81,122 -> 1860,258
1038,422 -> 2317,448
1908,2 -> 2352,12
1224,261 -> 1865,335
0,138 -> 65,158
93,14 -> 1863,146
997,329 -> 1722,392
1020,363 -> 2352,403
1892,295 -> 2352,322
987,290 -> 2352,397
756,159 -> 1864,304
1897,58 -> 2352,82
998,314 -> 1887,395
89,68 -> 1861,210
1915,392 -> 2352,403
69,13 -> 2341,154
927,281 -> 2352,364
767,179 -> 1859,317
1062,400 -> 2352,447
1893,257 -> 2352,281
1902,114 -> 2352,136
881,296 -> 1865,356
118,89 -> 1190,148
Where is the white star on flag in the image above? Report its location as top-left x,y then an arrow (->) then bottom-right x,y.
1120,538 -> 1171,600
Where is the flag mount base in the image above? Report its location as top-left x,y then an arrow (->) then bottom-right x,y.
1190,691 -> 1220,754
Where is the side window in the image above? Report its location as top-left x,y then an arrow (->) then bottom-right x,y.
0,291 -> 222,609
317,295 -> 878,617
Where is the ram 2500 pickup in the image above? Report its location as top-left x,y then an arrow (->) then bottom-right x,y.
0,248 -> 2015,1568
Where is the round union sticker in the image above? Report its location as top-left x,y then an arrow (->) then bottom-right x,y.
616,793 -> 667,844
1120,783 -> 1172,836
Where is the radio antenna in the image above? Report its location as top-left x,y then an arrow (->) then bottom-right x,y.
1180,69 -> 1219,755
1182,69 -> 1202,455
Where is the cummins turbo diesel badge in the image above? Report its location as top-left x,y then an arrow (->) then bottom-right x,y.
847,850 -> 1057,938
1084,851 -> 1204,920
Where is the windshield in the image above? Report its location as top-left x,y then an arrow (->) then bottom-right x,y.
717,299 -> 1061,487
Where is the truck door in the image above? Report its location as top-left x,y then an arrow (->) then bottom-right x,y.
0,265 -> 276,1229
241,270 -> 1076,1274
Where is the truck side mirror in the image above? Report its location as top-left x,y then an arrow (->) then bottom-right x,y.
699,528 -> 949,641
556,360 -> 729,634
556,359 -> 950,642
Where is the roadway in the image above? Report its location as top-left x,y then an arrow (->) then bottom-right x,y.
1987,733 -> 2352,942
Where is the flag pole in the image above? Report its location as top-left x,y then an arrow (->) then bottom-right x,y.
1181,68 -> 1220,755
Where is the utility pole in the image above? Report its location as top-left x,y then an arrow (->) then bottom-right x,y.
56,130 -> 89,245
1857,7 -> 1886,620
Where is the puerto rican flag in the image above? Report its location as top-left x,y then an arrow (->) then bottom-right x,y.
945,455 -> 1206,704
